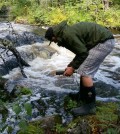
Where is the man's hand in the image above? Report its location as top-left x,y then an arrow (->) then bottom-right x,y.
64,67 -> 75,76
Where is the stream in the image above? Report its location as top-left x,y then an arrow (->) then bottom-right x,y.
0,22 -> 120,133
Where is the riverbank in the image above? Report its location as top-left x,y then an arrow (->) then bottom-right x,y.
0,76 -> 120,134
16,99 -> 120,134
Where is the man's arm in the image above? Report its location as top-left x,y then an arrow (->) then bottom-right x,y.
63,35 -> 88,76
67,53 -> 88,69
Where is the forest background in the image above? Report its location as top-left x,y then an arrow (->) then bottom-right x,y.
0,0 -> 120,28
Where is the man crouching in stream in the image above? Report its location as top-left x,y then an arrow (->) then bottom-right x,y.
45,20 -> 115,116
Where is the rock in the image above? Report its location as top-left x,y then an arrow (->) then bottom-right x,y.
18,114 -> 62,134
0,77 -> 8,89
66,101 -> 119,134
29,45 -> 57,59
67,119 -> 91,134
31,114 -> 62,129
95,81 -> 119,97
0,58 -> 19,76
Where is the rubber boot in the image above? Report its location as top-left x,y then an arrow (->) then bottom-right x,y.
68,78 -> 83,101
71,86 -> 96,116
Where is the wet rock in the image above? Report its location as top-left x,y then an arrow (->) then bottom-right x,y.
31,91 -> 65,117
0,58 -> 19,76
30,45 -> 57,59
31,99 -> 47,116
0,77 -> 8,89
112,67 -> 120,80
6,31 -> 44,46
0,77 -> 15,101
18,45 -> 57,61
55,77 -> 79,91
95,81 -> 119,97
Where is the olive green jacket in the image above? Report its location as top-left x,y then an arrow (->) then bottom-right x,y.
52,21 -> 114,69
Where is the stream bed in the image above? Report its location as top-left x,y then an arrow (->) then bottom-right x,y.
0,22 -> 120,133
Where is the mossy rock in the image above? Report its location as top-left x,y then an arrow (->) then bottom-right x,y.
13,86 -> 32,97
17,97 -> 120,134
18,114 -> 62,134
64,97 -> 120,134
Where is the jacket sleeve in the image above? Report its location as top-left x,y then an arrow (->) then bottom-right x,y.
66,35 -> 88,69
67,53 -> 88,69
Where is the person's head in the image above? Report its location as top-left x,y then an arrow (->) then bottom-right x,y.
45,27 -> 58,45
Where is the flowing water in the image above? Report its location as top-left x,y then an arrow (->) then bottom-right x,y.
0,22 -> 120,133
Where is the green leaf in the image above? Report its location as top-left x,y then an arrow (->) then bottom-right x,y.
19,119 -> 28,131
24,103 -> 32,116
13,104 -> 22,115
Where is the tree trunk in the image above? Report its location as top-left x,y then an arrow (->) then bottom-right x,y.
102,0 -> 109,10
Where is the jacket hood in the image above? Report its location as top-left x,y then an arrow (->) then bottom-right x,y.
52,20 -> 68,37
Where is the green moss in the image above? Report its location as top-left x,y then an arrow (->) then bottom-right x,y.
64,98 -> 120,133
54,123 -> 66,134
20,87 -> 32,95
64,96 -> 78,111
96,102 -> 118,130
17,101 -> 120,134
18,124 -> 44,134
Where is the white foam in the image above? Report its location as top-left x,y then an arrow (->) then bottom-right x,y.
3,40 -> 120,90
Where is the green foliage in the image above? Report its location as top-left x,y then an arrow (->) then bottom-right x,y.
20,87 -> 32,95
7,126 -> 13,134
0,99 -> 8,120
13,103 -> 22,115
64,96 -> 77,110
11,101 -> 33,133
46,7 -> 67,25
95,102 -> 119,133
24,103 -> 32,116
28,6 -> 49,25
10,0 -> 32,19
19,119 -> 28,133
12,102 -> 32,116
106,128 -> 118,134
1,0 -> 119,27
18,124 -> 44,134
54,123 -> 65,133
67,99 -> 77,109
96,102 -> 118,123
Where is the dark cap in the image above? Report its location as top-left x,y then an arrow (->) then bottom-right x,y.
45,27 -> 54,41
